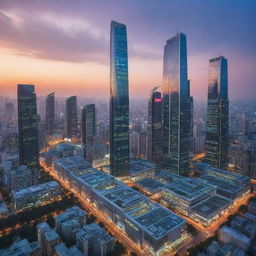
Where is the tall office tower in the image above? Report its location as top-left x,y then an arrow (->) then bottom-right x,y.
17,84 -> 39,177
81,104 -> 96,145
110,20 -> 129,177
205,56 -> 229,169
162,33 -> 190,175
65,96 -> 78,139
147,88 -> 163,163
5,102 -> 14,121
188,80 -> 194,152
45,92 -> 55,137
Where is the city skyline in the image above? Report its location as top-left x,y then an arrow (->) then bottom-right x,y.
0,0 -> 255,100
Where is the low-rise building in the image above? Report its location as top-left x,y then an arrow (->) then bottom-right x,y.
219,226 -> 251,251
37,222 -> 62,256
76,223 -> 113,256
54,243 -> 83,256
0,198 -> 8,217
54,206 -> 87,243
0,237 -> 41,256
11,181 -> 62,211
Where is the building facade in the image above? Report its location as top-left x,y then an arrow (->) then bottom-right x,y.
65,96 -> 78,139
205,56 -> 229,169
110,21 -> 129,176
81,104 -> 96,145
17,84 -> 39,174
45,92 -> 55,137
162,33 -> 190,175
147,89 -> 163,163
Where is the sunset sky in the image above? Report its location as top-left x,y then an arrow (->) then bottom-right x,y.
0,0 -> 255,100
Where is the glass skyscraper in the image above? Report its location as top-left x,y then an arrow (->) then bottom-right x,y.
110,20 -> 129,177
205,56 -> 229,169
82,104 -> 96,145
147,88 -> 163,163
45,92 -> 55,137
17,84 -> 39,174
65,96 -> 78,139
162,33 -> 190,175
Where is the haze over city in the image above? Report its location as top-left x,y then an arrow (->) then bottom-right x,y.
0,0 -> 255,100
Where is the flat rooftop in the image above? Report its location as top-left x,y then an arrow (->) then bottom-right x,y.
129,158 -> 156,175
136,178 -> 165,193
164,178 -> 215,202
12,181 -> 60,199
191,195 -> 231,218
199,175 -> 243,195
154,170 -> 184,184
55,156 -> 91,171
69,167 -> 185,241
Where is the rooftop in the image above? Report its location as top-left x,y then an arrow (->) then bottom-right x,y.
191,195 -> 231,218
154,170 -> 184,184
136,178 -> 165,193
129,158 -> 156,175
55,155 -> 91,171
12,181 -> 60,199
163,178 -> 216,202
199,175 -> 243,195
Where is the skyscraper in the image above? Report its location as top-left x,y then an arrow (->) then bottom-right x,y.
188,80 -> 194,152
110,20 -> 129,177
82,104 -> 96,145
65,96 -> 77,139
162,33 -> 190,175
45,92 -> 55,137
17,84 -> 39,174
205,56 -> 229,169
147,87 -> 163,163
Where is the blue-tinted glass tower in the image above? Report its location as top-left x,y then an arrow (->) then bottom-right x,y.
45,92 -> 55,137
110,20 -> 129,177
65,96 -> 78,139
205,56 -> 229,169
162,33 -> 190,175
147,88 -> 163,163
82,104 -> 96,146
17,84 -> 39,173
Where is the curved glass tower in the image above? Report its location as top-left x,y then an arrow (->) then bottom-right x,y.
162,33 -> 190,175
205,56 -> 229,169
110,21 -> 129,177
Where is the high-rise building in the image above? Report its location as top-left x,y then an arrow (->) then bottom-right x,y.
147,88 -> 163,163
65,96 -> 77,139
162,33 -> 190,175
205,56 -> 229,169
188,80 -> 194,152
45,92 -> 55,137
17,84 -> 39,174
5,102 -> 14,122
110,20 -> 129,177
81,104 -> 96,145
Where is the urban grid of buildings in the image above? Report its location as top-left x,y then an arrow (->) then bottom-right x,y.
0,20 -> 256,256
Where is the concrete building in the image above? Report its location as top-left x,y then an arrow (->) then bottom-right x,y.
37,222 -> 62,256
11,181 -> 62,211
7,165 -> 33,192
55,206 -> 87,243
0,237 -> 41,256
76,223 -> 113,256
54,243 -> 83,256
219,226 -> 251,251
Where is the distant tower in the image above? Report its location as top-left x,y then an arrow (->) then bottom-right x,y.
82,104 -> 96,145
17,84 -> 39,178
5,102 -> 14,122
205,56 -> 229,169
188,80 -> 194,152
110,20 -> 129,177
65,96 -> 78,139
147,87 -> 163,163
45,92 -> 55,137
162,32 -> 190,175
